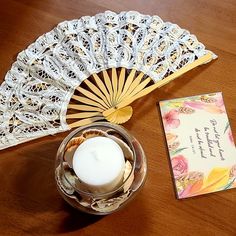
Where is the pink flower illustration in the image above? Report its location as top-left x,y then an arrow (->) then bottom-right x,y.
228,130 -> 234,145
184,101 -> 204,109
184,96 -> 226,114
163,109 -> 180,131
171,155 -> 188,178
202,95 -> 225,114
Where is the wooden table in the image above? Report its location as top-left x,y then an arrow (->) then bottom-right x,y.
0,0 -> 236,235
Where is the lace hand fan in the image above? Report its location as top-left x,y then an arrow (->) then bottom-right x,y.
0,11 -> 216,150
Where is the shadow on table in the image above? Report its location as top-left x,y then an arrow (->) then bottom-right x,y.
9,138 -> 103,233
60,203 -> 103,231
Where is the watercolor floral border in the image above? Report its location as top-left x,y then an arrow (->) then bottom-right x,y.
160,93 -> 236,198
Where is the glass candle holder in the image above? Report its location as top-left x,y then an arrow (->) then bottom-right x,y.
55,122 -> 147,215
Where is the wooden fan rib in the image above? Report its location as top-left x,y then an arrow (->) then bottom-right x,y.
123,77 -> 151,101
92,73 -> 113,107
71,95 -> 106,110
84,79 -> 111,108
116,67 -> 126,101
67,104 -> 104,112
102,70 -> 113,103
66,111 -> 101,119
103,52 -> 214,117
129,53 -> 214,101
76,86 -> 109,109
116,69 -> 136,102
68,116 -> 104,129
111,68 -> 118,104
117,72 -> 144,103
103,77 -> 151,119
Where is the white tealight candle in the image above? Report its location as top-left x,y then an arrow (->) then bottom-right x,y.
72,136 -> 125,193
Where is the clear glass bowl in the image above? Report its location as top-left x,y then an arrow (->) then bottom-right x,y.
55,122 -> 147,215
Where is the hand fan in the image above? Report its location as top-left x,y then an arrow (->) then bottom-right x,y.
0,11 -> 216,150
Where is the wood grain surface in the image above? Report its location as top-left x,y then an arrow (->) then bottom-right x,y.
0,0 -> 236,235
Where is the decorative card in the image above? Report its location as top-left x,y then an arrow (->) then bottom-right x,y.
159,92 -> 236,199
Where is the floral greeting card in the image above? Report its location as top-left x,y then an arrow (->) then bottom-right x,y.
159,92 -> 236,199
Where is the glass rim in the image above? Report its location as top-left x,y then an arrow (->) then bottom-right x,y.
56,122 -> 137,198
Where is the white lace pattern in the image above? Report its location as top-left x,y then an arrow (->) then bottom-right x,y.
0,11 -> 216,150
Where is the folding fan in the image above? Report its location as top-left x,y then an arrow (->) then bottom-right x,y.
0,11 -> 216,150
